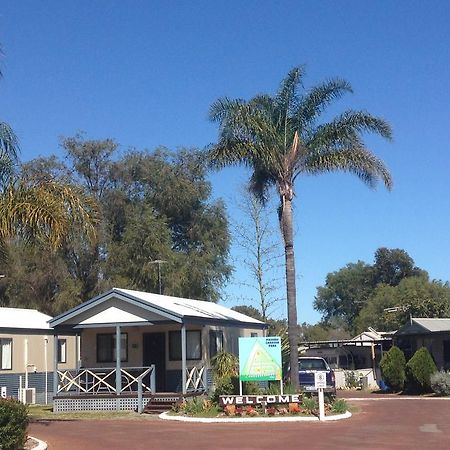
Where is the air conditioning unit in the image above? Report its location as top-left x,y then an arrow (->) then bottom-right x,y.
20,388 -> 36,404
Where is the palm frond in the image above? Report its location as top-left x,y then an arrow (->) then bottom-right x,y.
0,180 -> 99,258
275,66 -> 305,113
307,110 -> 392,152
248,166 -> 276,204
296,78 -> 353,124
302,146 -> 393,190
0,122 -> 19,161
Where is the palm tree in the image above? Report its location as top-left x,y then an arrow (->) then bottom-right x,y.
208,66 -> 392,387
0,45 -> 99,264
0,119 -> 98,262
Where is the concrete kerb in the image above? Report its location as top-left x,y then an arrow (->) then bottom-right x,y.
29,436 -> 48,450
159,410 -> 352,423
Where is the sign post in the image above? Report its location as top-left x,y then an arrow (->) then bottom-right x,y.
314,371 -> 326,421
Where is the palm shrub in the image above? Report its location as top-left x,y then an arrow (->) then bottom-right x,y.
405,347 -> 437,393
430,371 -> 450,396
0,398 -> 29,450
210,351 -> 239,403
380,346 -> 406,392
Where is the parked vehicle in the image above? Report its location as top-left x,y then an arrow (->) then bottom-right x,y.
286,357 -> 336,395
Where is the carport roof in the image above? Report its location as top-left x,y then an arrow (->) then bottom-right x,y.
49,288 -> 267,329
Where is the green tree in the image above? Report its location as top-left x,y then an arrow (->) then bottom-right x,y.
373,247 -> 427,286
208,66 -> 392,386
314,261 -> 374,331
231,305 -> 264,322
355,276 -> 450,332
3,140 -> 232,312
380,346 -> 406,392
315,248 -> 429,333
405,347 -> 437,393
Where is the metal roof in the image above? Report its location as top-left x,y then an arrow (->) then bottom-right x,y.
397,317 -> 450,334
0,307 -> 52,330
50,288 -> 266,328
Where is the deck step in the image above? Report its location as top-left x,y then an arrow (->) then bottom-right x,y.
142,394 -> 182,414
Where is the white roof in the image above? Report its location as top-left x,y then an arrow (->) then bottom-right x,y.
412,318 -> 450,333
50,288 -> 266,328
115,288 -> 264,324
0,307 -> 52,330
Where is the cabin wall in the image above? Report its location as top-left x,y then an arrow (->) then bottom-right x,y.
0,332 -> 76,402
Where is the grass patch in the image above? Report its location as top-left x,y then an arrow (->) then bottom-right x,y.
28,405 -> 155,421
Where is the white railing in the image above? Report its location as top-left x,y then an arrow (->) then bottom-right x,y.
57,366 -> 155,395
185,366 -> 207,392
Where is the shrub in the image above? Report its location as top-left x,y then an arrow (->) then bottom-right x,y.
380,346 -> 406,392
430,371 -> 450,396
301,396 -> 318,415
210,352 -> 238,379
210,376 -> 236,404
405,347 -> 437,393
331,398 -> 348,414
344,371 -> 361,389
0,398 -> 29,450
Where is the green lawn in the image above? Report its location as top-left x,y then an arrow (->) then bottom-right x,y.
28,405 -> 157,421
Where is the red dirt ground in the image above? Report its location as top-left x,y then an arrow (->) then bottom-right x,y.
29,395 -> 450,450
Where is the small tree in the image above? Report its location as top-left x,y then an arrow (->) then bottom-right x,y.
405,347 -> 437,393
380,346 -> 406,392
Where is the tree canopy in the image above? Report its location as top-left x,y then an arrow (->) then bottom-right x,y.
314,247 -> 447,333
0,136 -> 231,314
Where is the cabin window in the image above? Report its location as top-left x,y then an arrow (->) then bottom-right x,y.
169,330 -> 201,361
0,338 -> 12,370
97,333 -> 128,363
57,339 -> 67,363
209,330 -> 224,358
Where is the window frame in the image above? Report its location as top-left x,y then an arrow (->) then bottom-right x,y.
209,330 -> 224,359
168,330 -> 202,361
0,338 -> 13,371
96,333 -> 128,363
57,338 -> 67,364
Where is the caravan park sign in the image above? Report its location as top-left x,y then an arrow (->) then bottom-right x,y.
238,337 -> 282,382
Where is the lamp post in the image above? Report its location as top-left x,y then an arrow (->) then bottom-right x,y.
148,260 -> 167,295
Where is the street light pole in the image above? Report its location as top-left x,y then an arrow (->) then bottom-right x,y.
148,260 -> 167,295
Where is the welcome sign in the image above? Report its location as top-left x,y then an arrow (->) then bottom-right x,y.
238,336 -> 282,382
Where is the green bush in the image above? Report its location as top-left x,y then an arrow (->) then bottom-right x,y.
430,371 -> 450,396
331,398 -> 348,414
0,398 -> 29,450
405,347 -> 437,393
380,346 -> 406,392
301,396 -> 318,415
344,371 -> 361,389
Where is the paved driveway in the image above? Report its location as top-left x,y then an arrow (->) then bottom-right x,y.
29,396 -> 450,450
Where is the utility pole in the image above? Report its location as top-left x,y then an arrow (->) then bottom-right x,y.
148,260 -> 167,295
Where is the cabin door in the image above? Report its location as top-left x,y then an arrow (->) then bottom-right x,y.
143,332 -> 166,392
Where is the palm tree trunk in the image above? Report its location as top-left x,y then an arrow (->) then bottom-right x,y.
281,196 -> 299,388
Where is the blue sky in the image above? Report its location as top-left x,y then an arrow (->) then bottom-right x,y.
1,1 -> 450,323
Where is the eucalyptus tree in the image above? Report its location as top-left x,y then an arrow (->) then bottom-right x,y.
208,66 -> 392,387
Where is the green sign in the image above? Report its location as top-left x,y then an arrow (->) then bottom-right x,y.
238,337 -> 282,382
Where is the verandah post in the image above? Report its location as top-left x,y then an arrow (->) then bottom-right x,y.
181,324 -> 187,395
115,325 -> 121,396
53,334 -> 59,399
